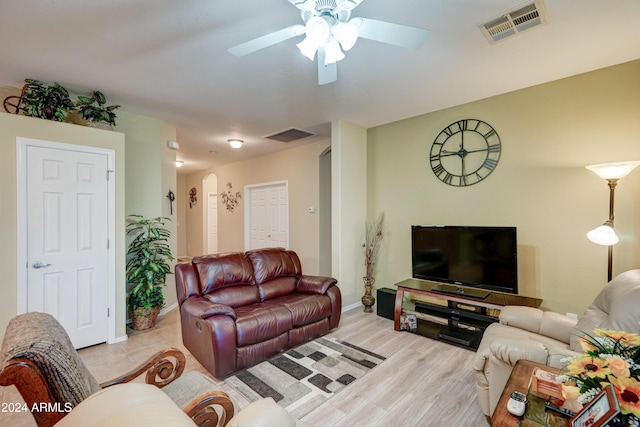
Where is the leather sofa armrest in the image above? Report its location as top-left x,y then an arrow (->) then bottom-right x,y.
181,296 -> 236,320
489,337 -> 551,366
499,306 -> 577,344
296,275 -> 337,295
499,306 -> 543,332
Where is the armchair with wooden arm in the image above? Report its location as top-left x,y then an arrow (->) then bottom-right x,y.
0,311 -> 234,427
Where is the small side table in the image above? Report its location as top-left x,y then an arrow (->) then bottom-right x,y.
491,359 -> 561,427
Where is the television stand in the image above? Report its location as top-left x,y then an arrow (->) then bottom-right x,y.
394,278 -> 543,350
429,285 -> 490,300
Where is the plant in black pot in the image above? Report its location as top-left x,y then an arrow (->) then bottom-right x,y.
126,215 -> 174,331
21,79 -> 75,121
76,90 -> 120,129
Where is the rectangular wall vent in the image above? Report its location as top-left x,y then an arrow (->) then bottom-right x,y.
264,128 -> 315,143
479,0 -> 549,44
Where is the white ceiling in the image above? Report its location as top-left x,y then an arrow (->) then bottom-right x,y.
1,0 -> 639,174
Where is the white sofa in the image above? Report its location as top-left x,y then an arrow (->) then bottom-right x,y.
473,269 -> 640,418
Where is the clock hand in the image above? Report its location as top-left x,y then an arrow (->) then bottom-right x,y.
440,150 -> 461,157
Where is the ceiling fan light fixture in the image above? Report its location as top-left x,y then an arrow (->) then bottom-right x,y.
332,21 -> 359,51
297,16 -> 330,60
335,0 -> 363,11
289,0 -> 317,11
324,38 -> 345,64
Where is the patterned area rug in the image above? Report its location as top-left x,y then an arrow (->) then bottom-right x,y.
224,337 -> 386,419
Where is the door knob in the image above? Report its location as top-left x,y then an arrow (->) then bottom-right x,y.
32,261 -> 52,269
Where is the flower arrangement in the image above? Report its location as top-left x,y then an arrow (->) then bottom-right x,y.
362,211 -> 385,278
559,329 -> 640,425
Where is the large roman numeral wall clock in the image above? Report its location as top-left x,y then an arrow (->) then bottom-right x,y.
430,119 -> 501,187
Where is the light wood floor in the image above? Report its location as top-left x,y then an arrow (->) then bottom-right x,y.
1,308 -> 488,426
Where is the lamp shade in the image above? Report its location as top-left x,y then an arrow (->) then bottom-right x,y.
297,16 -> 330,61
587,223 -> 619,246
323,38 -> 345,65
332,21 -> 359,51
586,161 -> 640,180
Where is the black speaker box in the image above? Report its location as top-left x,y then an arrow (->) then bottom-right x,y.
376,288 -> 396,320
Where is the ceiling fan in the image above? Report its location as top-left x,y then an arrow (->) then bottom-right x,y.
227,0 -> 430,85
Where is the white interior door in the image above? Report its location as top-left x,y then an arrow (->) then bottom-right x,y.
26,144 -> 109,349
247,182 -> 289,250
207,192 -> 218,253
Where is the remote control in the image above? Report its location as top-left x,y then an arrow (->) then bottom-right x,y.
544,401 -> 575,418
507,391 -> 527,417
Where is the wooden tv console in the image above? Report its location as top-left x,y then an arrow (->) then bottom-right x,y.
394,278 -> 543,350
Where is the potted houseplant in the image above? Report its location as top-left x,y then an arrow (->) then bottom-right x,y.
76,90 -> 120,129
21,78 -> 75,122
126,215 -> 174,330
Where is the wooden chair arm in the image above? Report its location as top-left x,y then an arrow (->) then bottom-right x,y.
100,347 -> 186,388
183,391 -> 235,427
0,359 -> 65,427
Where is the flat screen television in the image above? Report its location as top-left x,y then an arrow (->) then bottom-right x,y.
411,225 -> 518,296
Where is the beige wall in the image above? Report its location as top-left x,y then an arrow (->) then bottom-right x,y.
367,59 -> 640,315
176,174 -> 188,256
117,111 -> 178,312
0,104 -> 178,341
184,139 -> 331,274
0,113 -> 127,339
331,121 -> 368,307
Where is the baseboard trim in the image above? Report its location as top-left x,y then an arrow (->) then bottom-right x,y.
160,303 -> 178,317
342,302 -> 362,312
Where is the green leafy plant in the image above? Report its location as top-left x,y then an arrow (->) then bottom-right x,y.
76,90 -> 120,126
126,215 -> 174,312
21,79 -> 75,122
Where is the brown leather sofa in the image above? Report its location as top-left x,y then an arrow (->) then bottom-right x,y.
175,247 -> 341,378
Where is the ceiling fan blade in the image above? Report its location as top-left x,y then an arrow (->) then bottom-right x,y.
317,49 -> 337,85
356,18 -> 430,49
228,25 -> 305,57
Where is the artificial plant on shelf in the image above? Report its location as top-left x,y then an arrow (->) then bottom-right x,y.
76,90 -> 120,128
361,211 -> 385,313
126,215 -> 174,331
20,79 -> 75,122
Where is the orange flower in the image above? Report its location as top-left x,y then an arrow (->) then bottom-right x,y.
608,377 -> 640,418
562,384 -> 582,400
566,356 -> 610,379
609,356 -> 631,378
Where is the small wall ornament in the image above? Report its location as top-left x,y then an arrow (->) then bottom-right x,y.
220,182 -> 241,212
189,187 -> 197,208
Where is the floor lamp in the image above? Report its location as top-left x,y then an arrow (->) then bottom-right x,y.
586,161 -> 640,282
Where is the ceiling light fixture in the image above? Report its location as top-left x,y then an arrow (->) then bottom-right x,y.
585,160 -> 640,281
296,13 -> 360,66
175,160 -> 184,167
228,139 -> 244,149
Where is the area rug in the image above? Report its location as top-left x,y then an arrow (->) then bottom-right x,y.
224,337 -> 386,419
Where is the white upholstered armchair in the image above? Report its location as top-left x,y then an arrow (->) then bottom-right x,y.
473,269 -> 640,418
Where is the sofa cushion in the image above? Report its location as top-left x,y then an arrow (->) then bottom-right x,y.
205,286 -> 261,308
569,269 -> 640,351
247,248 -> 301,284
235,303 -> 294,346
258,276 -> 297,301
264,293 -> 331,327
194,253 -> 256,294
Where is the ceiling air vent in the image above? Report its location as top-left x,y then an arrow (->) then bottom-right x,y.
264,128 -> 315,143
479,0 -> 549,44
